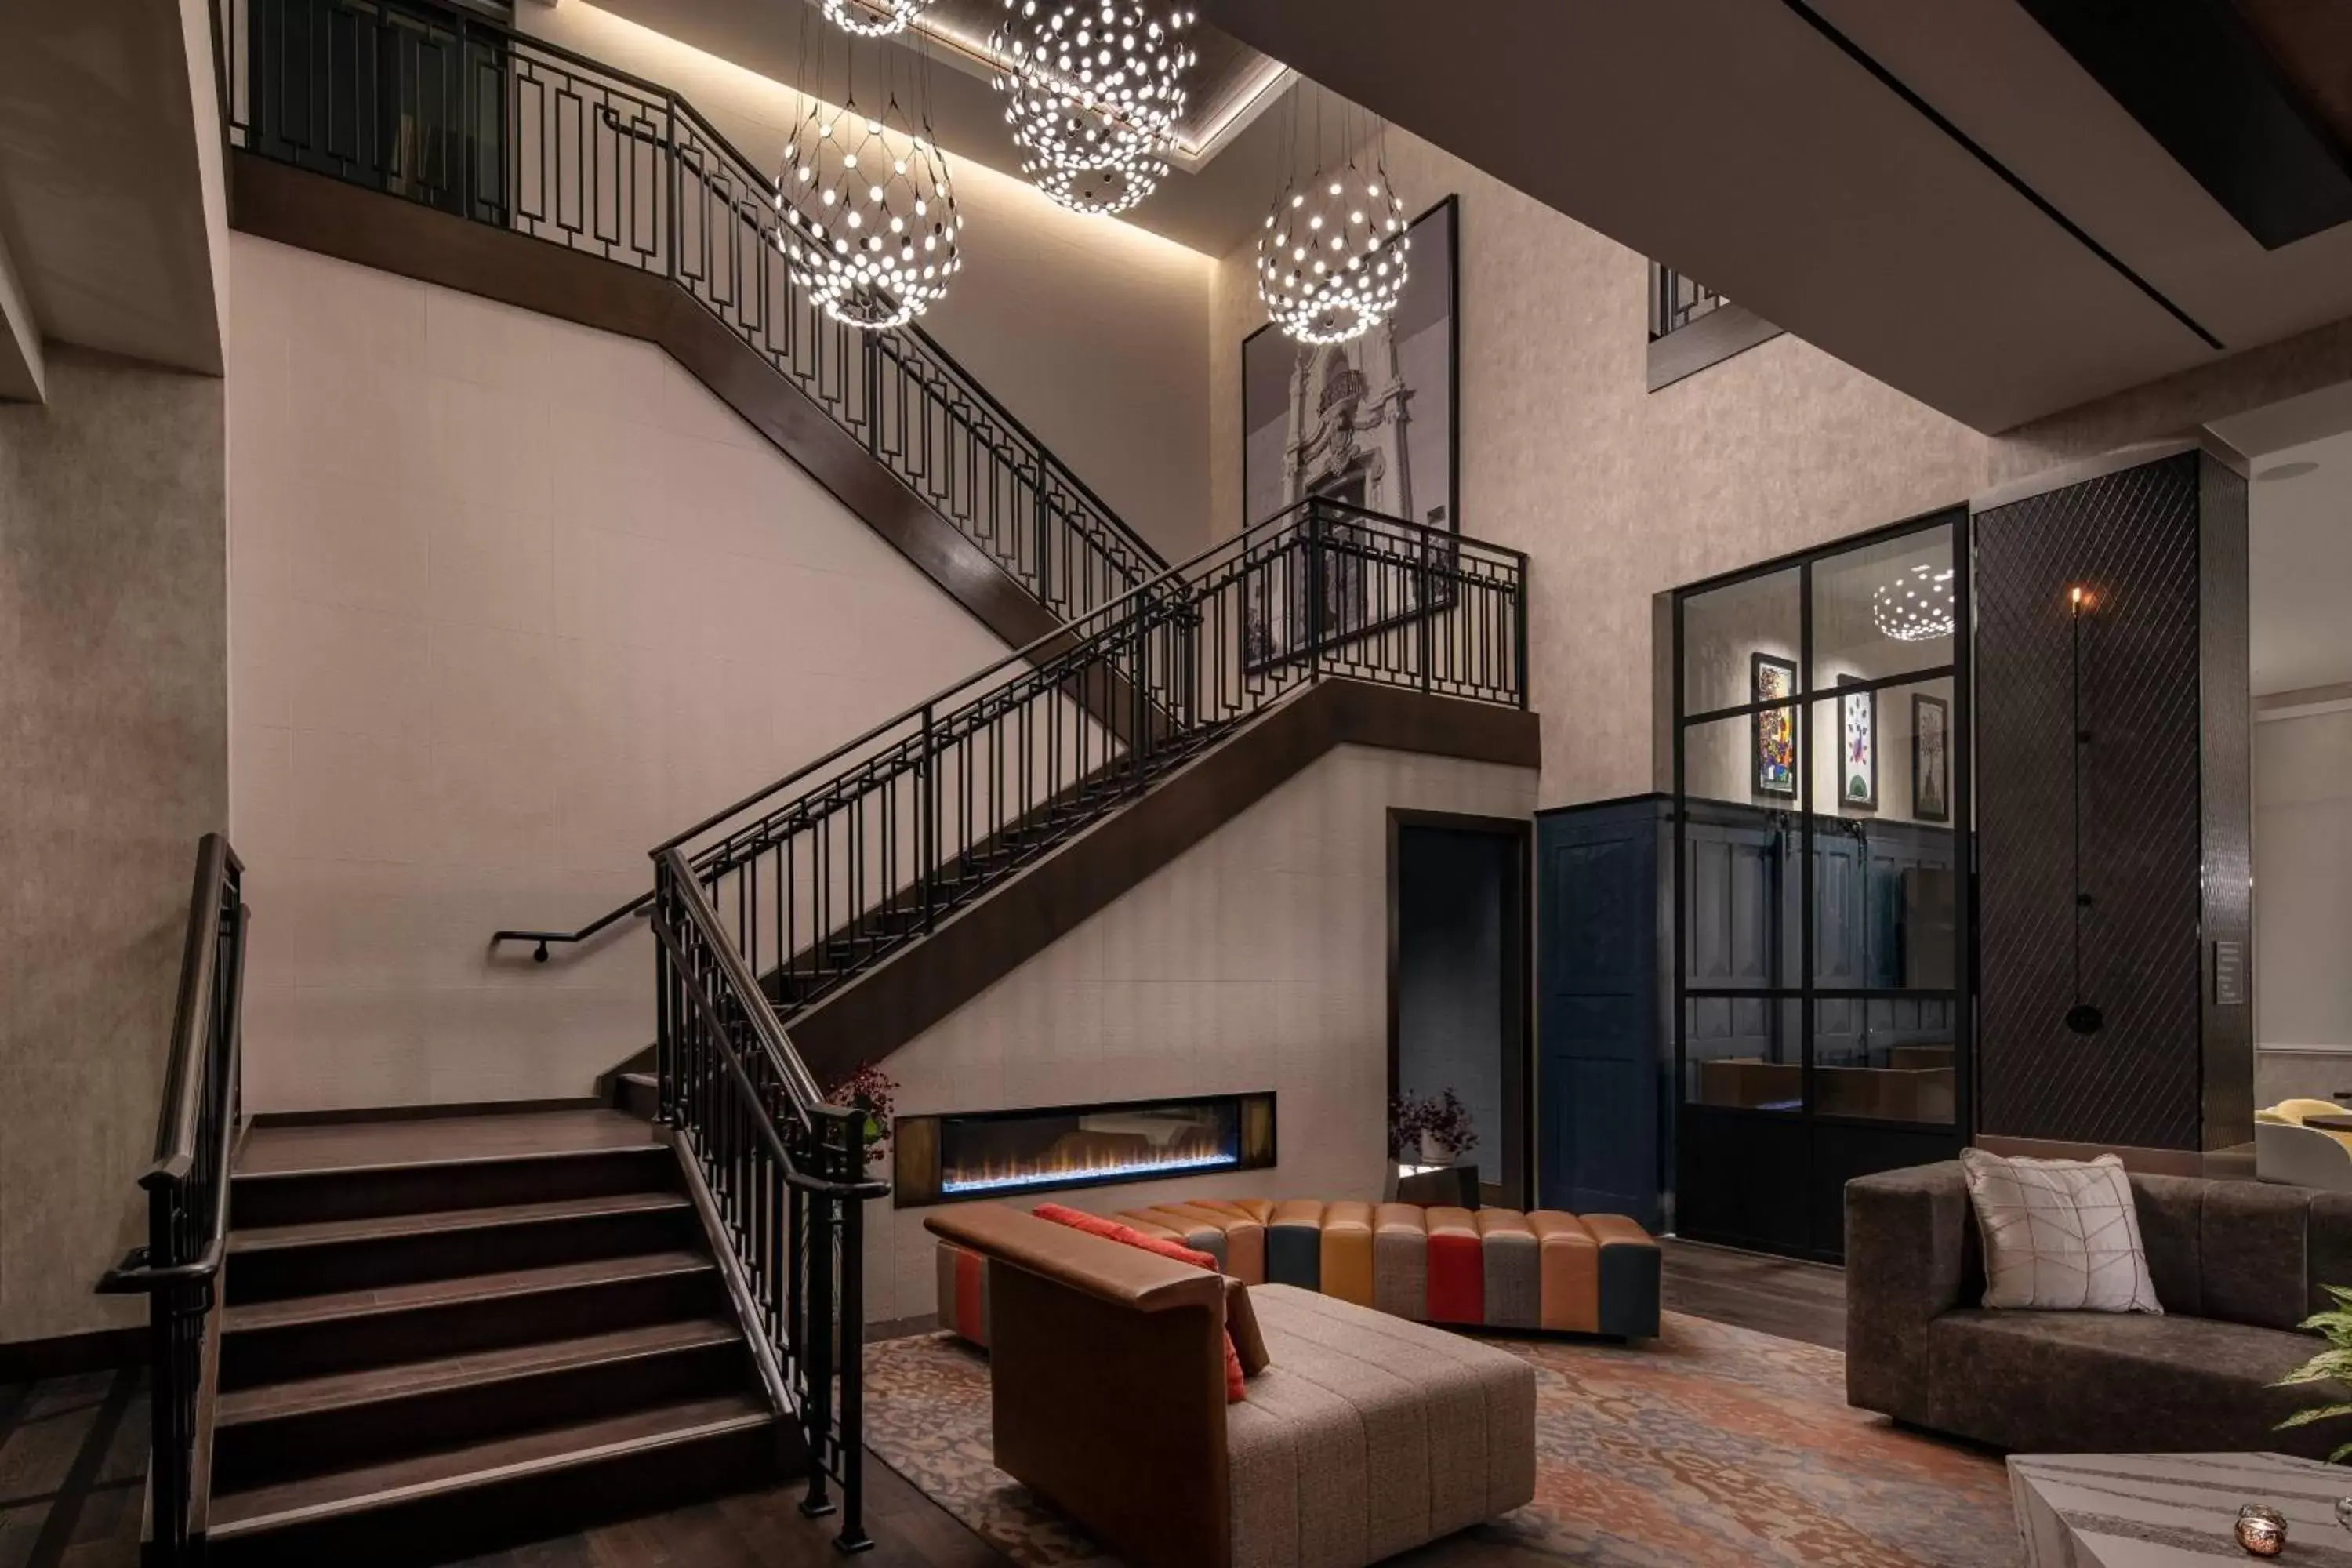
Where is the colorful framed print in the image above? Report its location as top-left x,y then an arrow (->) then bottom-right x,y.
1839,677 -> 1878,811
1911,693 -> 1950,822
1751,653 -> 1797,799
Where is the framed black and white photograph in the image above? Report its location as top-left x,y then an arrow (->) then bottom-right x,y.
1839,676 -> 1878,811
1911,693 -> 1950,822
1240,197 -> 1457,669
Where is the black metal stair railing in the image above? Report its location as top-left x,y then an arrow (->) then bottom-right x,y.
217,0 -> 1167,626
97,835 -> 249,1568
654,497 -> 1526,1030
649,848 -> 885,1552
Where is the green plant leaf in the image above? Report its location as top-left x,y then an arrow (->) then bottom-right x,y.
2274,1402 -> 2352,1430
2274,1351 -> 2352,1387
2325,1283 -> 2352,1309
2331,1439 -> 2352,1465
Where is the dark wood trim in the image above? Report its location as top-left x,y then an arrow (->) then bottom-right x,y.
790,681 -> 1540,1083
0,1325 -> 147,1379
1646,302 -> 1782,393
1384,808 -> 1534,1211
227,153 -> 1067,664
248,1097 -> 604,1128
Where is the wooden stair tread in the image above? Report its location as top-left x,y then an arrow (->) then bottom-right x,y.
223,1250 -> 716,1332
217,1317 -> 745,1425
235,1109 -> 658,1178
206,1392 -> 772,1537
229,1191 -> 691,1253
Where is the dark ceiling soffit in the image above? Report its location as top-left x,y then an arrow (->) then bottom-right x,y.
1777,0 -> 2224,353
2014,0 -> 2352,253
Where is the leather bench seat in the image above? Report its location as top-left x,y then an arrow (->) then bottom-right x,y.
937,1195 -> 1659,1345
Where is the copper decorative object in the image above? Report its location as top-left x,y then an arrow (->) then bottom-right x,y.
2236,1504 -> 2288,1556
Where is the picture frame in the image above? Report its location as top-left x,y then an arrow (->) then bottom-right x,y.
1911,693 -> 1950,822
1240,195 -> 1459,535
1751,653 -> 1798,799
1839,676 -> 1878,811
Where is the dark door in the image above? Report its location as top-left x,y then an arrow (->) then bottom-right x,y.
1391,815 -> 1530,1207
1536,799 -> 1666,1229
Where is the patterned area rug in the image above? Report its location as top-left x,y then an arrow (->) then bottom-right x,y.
862,1312 -> 2019,1567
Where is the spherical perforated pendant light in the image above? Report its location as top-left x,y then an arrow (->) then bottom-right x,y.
1871,563 -> 1957,642
818,0 -> 934,38
1258,159 -> 1410,345
991,1 -> 1196,216
775,99 -> 963,331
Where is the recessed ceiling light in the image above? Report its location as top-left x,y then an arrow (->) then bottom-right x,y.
2259,460 -> 2321,481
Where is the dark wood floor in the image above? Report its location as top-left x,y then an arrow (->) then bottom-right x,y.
1658,1236 -> 1847,1351
13,1235 -> 1842,1567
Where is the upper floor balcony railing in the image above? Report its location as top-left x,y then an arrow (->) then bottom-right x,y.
216,0 -> 1168,624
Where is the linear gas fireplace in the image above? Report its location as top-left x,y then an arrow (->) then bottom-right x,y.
892,1092 -> 1276,1208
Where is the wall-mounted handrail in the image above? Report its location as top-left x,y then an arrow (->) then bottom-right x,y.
97,834 -> 247,1568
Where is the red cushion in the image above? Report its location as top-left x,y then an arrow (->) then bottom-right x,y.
1427,1230 -> 1486,1324
1033,1203 -> 1246,1402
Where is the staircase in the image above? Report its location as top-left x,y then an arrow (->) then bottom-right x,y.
205,1109 -> 779,1565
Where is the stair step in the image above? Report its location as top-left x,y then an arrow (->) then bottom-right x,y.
617,1070 -> 659,1121
214,1318 -> 750,1492
206,1392 -> 777,1565
221,1251 -> 723,1388
226,1191 -> 698,1304
232,1142 -> 677,1229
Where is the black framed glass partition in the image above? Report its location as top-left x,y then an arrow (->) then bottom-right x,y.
1671,509 -> 1970,1261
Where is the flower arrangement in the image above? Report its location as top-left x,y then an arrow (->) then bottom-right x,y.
1388,1088 -> 1478,1163
826,1062 -> 899,1159
2274,1283 -> 2352,1460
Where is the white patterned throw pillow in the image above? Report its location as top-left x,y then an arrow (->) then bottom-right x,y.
1960,1149 -> 2163,1314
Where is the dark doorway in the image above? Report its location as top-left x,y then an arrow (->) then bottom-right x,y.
1389,812 -> 1532,1207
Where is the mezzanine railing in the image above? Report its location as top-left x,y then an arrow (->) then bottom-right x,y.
99,835 -> 248,1568
218,0 -> 1166,626
1650,263 -> 1731,340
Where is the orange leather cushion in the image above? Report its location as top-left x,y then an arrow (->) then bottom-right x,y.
1156,1202 -> 1267,1286
1528,1211 -> 1599,1333
1319,1201 -> 1376,1306
1033,1203 -> 1244,1402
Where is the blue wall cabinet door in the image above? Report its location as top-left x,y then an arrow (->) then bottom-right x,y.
1537,799 -> 1668,1229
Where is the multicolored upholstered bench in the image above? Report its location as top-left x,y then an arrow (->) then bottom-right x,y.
936,1197 -> 1659,1346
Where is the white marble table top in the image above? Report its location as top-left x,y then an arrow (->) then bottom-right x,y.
2012,1452 -> 2352,1566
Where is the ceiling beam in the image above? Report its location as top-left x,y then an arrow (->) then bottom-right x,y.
0,221 -> 43,403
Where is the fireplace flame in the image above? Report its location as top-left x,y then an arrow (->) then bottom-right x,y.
942,1124 -> 1238,1196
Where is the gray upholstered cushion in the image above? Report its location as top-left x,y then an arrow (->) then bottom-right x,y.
1226,1285 -> 1534,1568
1926,1308 -> 2328,1458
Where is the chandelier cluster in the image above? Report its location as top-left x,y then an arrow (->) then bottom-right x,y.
1872,563 -> 1957,643
776,100 -> 963,331
990,2 -> 1198,216
1258,162 -> 1411,346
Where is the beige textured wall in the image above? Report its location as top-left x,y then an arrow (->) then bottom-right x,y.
0,347 -> 227,1345
2254,712 -> 2352,1094
862,743 -> 1539,1322
518,2 -> 1218,568
1209,129 -> 1994,809
227,235 -> 1014,1112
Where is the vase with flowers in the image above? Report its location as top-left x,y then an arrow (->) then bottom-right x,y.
825,1062 -> 898,1173
1388,1088 -> 1478,1168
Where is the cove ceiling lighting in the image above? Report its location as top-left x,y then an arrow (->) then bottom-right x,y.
991,1 -> 1196,216
776,101 -> 964,330
1871,563 -> 1957,642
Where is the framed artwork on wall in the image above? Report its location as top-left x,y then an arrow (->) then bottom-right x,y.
1237,197 -> 1460,672
1751,653 -> 1798,798
1240,195 -> 1458,534
1840,677 -> 1878,811
1912,694 -> 1950,822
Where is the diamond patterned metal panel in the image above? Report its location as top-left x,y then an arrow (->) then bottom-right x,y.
1976,453 -> 2205,1150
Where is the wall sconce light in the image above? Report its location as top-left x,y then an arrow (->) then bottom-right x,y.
2066,584 -> 2103,1036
